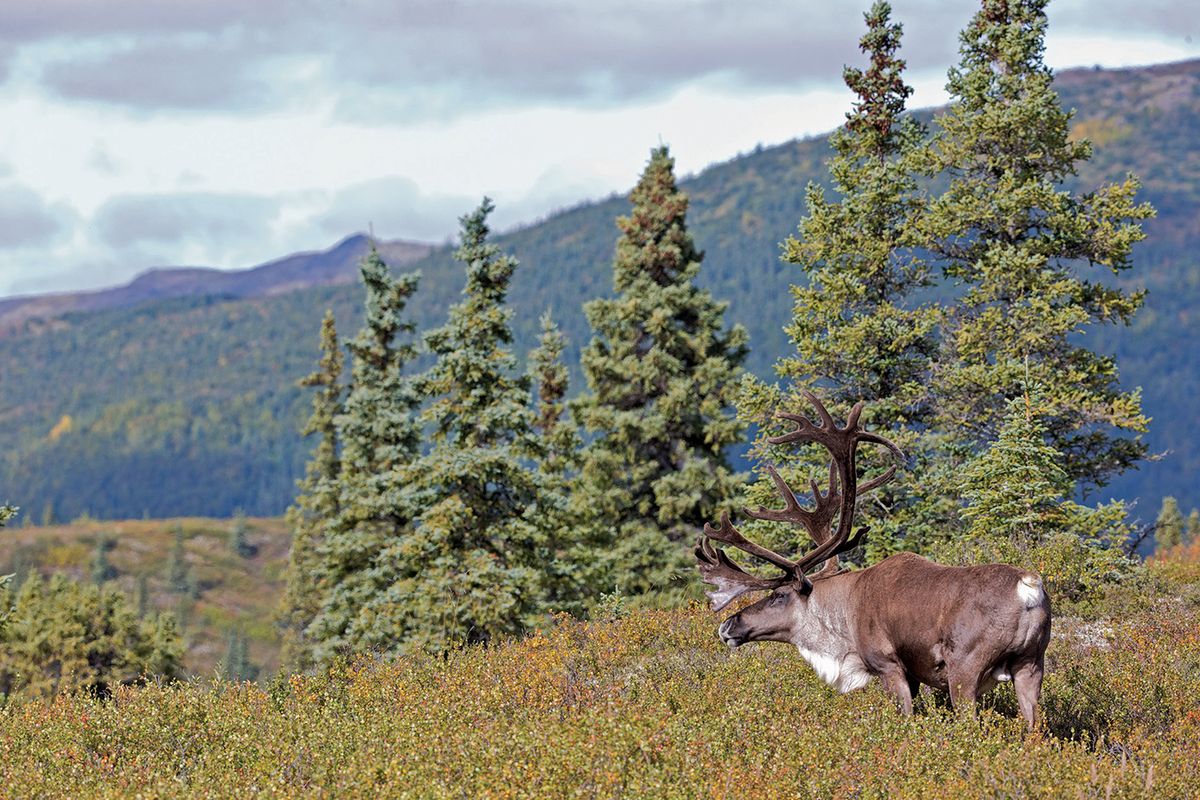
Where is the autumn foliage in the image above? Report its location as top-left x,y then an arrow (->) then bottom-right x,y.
0,556 -> 1197,798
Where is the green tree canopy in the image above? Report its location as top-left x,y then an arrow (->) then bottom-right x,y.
373,199 -> 553,653
917,0 -> 1152,493
743,1 -> 938,563
0,574 -> 182,701
1155,497 -> 1185,551
306,248 -> 422,663
280,310 -> 344,671
573,146 -> 748,605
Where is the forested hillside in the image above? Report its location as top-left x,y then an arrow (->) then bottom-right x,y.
1,59 -> 1197,521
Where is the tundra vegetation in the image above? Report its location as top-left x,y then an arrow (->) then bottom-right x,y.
1,0 -> 1197,796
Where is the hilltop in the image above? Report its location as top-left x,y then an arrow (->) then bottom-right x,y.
1,59 -> 1197,520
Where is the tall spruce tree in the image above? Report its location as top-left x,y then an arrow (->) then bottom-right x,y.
917,0 -> 1152,499
362,199 -> 549,653
573,146 -> 748,605
279,310 -> 344,671
742,1 -> 938,562
527,312 -> 585,616
306,248 -> 422,662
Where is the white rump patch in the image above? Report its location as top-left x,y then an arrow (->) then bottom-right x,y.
1017,574 -> 1044,609
798,647 -> 871,693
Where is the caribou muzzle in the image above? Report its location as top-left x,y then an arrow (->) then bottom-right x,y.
717,617 -> 746,648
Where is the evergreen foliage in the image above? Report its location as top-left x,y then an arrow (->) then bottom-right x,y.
381,199 -> 553,653
306,248 -> 422,662
90,535 -> 118,584
574,146 -> 748,605
222,628 -> 256,682
1187,510 -> 1200,544
229,511 -> 255,558
527,312 -> 586,616
0,60 -> 1195,523
279,311 -> 343,671
917,0 -> 1153,494
0,574 -> 182,700
949,396 -> 1132,605
165,524 -> 190,595
743,1 -> 939,562
1155,497 -> 1185,551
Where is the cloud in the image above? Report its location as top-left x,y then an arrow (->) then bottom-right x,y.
0,184 -> 74,249
2,1 -> 280,39
0,2 -> 960,118
12,1 -> 1199,118
93,192 -> 280,250
311,177 -> 473,243
40,37 -> 276,111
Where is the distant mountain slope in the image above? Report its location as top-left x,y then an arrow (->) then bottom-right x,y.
0,59 -> 1197,522
0,236 -> 432,336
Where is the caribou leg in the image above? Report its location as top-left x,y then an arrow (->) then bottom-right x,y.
1013,660 -> 1044,730
878,667 -> 915,716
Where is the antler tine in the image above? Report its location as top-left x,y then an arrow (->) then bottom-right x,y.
858,464 -> 898,495
859,431 -> 906,461
694,536 -> 795,612
844,400 -> 865,432
745,464 -> 840,548
695,392 -> 906,604
702,512 -> 799,574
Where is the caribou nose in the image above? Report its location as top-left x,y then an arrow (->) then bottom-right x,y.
717,618 -> 741,648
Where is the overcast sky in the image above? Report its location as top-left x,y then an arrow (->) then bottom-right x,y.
0,0 -> 1196,298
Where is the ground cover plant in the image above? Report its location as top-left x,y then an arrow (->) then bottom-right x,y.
0,552 -> 1196,799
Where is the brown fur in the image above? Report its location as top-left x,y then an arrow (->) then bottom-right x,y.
718,552 -> 1052,728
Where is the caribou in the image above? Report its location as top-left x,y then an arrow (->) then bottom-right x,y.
696,391 -> 1052,728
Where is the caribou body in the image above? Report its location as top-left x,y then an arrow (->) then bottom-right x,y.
696,392 -> 1052,728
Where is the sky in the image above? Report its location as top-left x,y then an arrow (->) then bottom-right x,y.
0,0 -> 1196,299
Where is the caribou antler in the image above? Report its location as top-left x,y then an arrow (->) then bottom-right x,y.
696,391 -> 904,609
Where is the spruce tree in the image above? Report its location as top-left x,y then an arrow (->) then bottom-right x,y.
279,311 -> 344,670
917,0 -> 1152,495
90,535 -> 118,584
360,199 -> 550,653
1187,509 -> 1200,544
527,312 -> 585,616
574,146 -> 748,605
743,1 -> 938,562
1155,497 -> 1185,551
229,511 -> 255,558
958,396 -> 1071,550
222,627 -> 256,682
306,248 -> 421,662
0,575 -> 182,700
954,395 -> 1131,602
165,524 -> 189,595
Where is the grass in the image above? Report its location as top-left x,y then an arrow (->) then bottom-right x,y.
0,549 -> 1197,797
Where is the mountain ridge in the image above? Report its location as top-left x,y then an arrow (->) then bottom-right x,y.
0,235 -> 433,336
